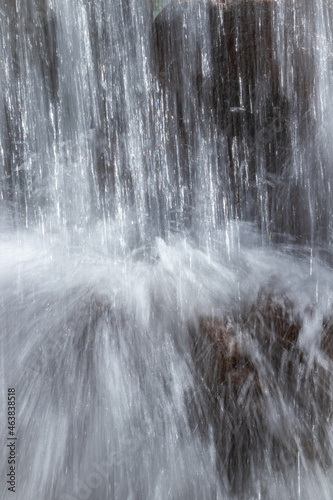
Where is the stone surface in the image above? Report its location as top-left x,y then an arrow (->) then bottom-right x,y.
188,289 -> 333,495
153,0 -> 315,237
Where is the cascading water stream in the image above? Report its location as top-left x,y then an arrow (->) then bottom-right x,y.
1,1 -> 333,499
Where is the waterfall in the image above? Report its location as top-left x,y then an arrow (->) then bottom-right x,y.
1,1 -> 333,498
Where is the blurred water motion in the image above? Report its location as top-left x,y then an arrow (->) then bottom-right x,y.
1,1 -> 333,498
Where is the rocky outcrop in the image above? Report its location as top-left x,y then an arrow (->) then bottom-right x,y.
187,290 -> 333,495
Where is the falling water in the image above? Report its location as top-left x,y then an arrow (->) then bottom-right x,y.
1,0 -> 333,498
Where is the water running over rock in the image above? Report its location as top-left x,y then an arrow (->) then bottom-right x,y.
1,1 -> 333,498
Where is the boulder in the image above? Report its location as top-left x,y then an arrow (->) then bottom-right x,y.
188,290 -> 332,495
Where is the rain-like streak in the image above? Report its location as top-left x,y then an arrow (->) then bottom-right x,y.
1,1 -> 333,499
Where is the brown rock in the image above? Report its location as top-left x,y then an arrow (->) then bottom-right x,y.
188,290 -> 333,494
153,0 -> 315,235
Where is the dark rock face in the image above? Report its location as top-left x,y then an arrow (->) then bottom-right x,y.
1,0 -> 58,211
187,291 -> 333,496
153,0 -> 315,237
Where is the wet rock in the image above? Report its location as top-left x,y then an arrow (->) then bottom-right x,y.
188,290 -> 332,495
153,0 -> 315,237
322,318 -> 333,361
1,0 -> 58,209
194,316 -> 262,402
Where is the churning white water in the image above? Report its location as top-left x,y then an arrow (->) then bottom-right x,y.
1,0 -> 333,499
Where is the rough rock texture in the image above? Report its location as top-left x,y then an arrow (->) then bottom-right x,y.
187,290 -> 333,496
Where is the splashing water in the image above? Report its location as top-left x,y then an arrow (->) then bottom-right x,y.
1,0 -> 333,499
